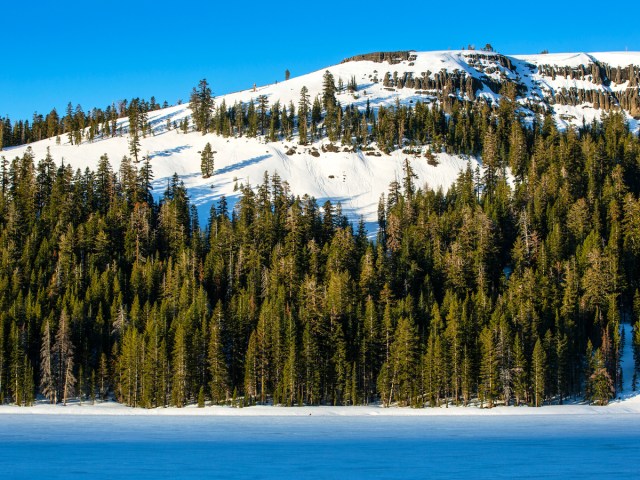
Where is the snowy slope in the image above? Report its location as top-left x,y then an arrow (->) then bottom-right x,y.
1,49 -> 639,228
0,120 -> 475,230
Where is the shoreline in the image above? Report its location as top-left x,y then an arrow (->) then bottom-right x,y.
1,396 -> 639,417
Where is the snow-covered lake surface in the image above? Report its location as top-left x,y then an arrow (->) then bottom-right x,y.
1,323 -> 639,478
1,413 -> 640,479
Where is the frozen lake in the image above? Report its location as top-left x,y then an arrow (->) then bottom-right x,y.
2,413 -> 640,479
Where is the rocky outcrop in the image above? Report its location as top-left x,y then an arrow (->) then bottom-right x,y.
371,53 -> 640,118
342,51 -> 640,118
341,51 -> 417,65
536,62 -> 640,88
534,62 -> 640,117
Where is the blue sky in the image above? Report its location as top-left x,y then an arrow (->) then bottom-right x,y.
2,0 -> 639,121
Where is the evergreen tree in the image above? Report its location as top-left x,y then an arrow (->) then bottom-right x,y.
532,338 -> 546,407
54,309 -> 76,405
588,348 -> 614,405
379,317 -> 418,406
40,318 -> 56,403
298,87 -> 310,145
512,334 -> 528,406
257,95 -> 269,136
479,326 -> 498,407
171,323 -> 189,407
201,142 -> 215,178
208,302 -> 229,404
190,79 -> 214,134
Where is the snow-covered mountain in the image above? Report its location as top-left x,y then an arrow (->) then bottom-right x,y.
2,49 -> 640,229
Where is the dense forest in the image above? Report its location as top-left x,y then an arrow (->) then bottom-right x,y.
1,71 -> 640,409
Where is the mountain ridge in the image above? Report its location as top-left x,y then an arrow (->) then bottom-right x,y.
2,48 -> 639,229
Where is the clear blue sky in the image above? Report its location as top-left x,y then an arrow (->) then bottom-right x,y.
2,0 -> 639,121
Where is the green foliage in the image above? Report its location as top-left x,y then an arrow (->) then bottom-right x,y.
201,143 -> 214,178
190,79 -> 214,134
0,102 -> 638,410
532,338 -> 546,407
586,347 -> 614,405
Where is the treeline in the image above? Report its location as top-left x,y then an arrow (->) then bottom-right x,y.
0,96 -> 169,149
1,105 -> 640,408
1,70 -> 598,170
186,74 -> 528,159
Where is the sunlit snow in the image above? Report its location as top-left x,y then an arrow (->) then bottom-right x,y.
2,50 -> 637,231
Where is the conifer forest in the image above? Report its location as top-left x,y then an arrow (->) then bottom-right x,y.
2,72 -> 640,410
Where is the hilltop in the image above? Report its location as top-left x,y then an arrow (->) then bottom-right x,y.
1,48 -> 639,227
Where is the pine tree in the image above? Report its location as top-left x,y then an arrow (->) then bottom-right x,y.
0,313 -> 4,403
556,331 -> 569,404
311,97 -> 322,140
634,318 -> 640,391
247,101 -> 258,137
482,125 -> 499,198
383,316 -> 418,406
118,326 -> 141,406
9,322 -> 24,405
512,334 -> 528,406
127,99 -> 142,162
281,334 -> 298,406
257,95 -> 269,136
201,142 -> 214,178
64,102 -> 75,145
532,338 -> 546,407
138,155 -> 154,204
589,348 -> 614,405
98,353 -> 109,400
129,129 -> 141,163
322,71 -> 339,142
298,87 -> 310,145
208,302 -> 229,404
244,331 -> 258,401
190,79 -> 214,134
54,309 -> 76,405
479,326 -> 498,407
198,386 -> 205,407
40,318 -> 56,403
171,323 -> 189,407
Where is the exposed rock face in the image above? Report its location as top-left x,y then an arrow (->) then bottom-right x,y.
342,51 -> 640,119
536,62 -> 640,117
341,51 -> 417,65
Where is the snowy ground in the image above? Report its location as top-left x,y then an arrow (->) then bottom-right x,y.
0,325 -> 639,477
